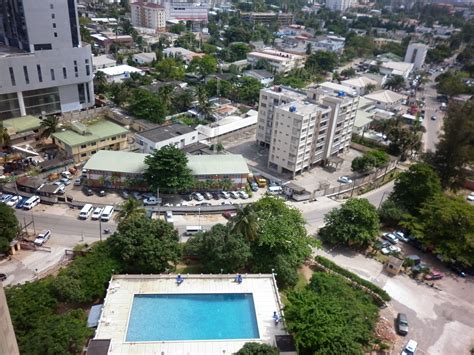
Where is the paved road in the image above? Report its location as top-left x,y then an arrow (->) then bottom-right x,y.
421,74 -> 444,152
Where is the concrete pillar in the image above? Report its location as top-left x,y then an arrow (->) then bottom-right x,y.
17,92 -> 26,116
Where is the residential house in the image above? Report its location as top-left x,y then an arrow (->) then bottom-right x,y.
163,47 -> 204,64
132,52 -> 157,65
135,123 -> 198,154
3,116 -> 42,146
364,90 -> 405,111
247,49 -> 305,74
341,76 -> 379,96
52,120 -> 129,163
243,70 -> 274,87
92,55 -> 117,72
96,65 -> 144,83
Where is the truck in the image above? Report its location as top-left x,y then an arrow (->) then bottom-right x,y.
255,175 -> 267,188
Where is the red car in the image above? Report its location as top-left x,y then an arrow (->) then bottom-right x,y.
222,211 -> 237,219
424,271 -> 444,280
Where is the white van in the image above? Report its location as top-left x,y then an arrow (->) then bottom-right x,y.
101,205 -> 114,222
23,195 -> 40,210
91,207 -> 104,220
185,225 -> 204,236
79,204 -> 94,220
267,185 -> 282,195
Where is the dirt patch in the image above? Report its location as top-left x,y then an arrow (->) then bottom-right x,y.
299,263 -> 314,282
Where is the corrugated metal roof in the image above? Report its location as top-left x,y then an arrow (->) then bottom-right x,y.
52,120 -> 128,147
187,154 -> 249,176
83,150 -> 147,174
3,115 -> 42,133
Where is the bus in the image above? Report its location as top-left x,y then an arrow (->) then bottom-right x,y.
101,205 -> 114,222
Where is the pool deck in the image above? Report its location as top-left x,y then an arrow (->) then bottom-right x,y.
94,274 -> 288,354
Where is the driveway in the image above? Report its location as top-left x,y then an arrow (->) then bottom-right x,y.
313,247 -> 474,355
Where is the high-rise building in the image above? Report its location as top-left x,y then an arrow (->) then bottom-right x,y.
0,0 -> 94,120
404,43 -> 428,70
325,0 -> 353,12
257,84 -> 358,177
0,283 -> 19,355
131,1 -> 166,31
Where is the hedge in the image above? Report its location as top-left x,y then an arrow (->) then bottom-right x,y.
314,256 -> 391,302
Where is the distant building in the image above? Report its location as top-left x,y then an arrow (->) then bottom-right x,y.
404,43 -> 428,69
243,70 -> 274,86
132,52 -> 157,64
136,123 -> 198,154
325,0 -> 353,12
247,49 -> 305,74
163,47 -> 203,64
164,1 -> 209,24
364,90 -> 405,111
92,55 -> 117,72
378,61 -> 414,78
341,76 -> 379,96
131,1 -> 166,32
0,0 -> 94,119
241,12 -> 293,26
307,35 -> 345,53
3,115 -> 42,146
90,33 -> 134,53
52,120 -> 129,162
97,65 -> 144,83
196,110 -> 258,139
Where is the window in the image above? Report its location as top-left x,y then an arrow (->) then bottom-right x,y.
53,23 -> 56,28
54,32 -> 58,38
23,66 -> 29,84
111,137 -> 117,141
81,153 -> 87,157
80,145 -> 87,149
51,13 -> 55,19
74,60 -> 78,77
50,4 -> 54,9
34,43 -> 52,51
9,67 -> 16,86
77,84 -> 85,104
50,69 -> 55,81
67,0 -> 79,47
85,64 -> 90,76
63,67 -> 67,79
37,65 -> 43,82
85,83 -> 91,103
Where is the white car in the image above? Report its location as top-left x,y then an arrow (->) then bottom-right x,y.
91,207 -> 103,220
220,191 -> 230,199
230,191 -> 240,199
467,192 -> 474,202
165,211 -> 173,223
394,231 -> 409,242
34,230 -> 51,246
400,339 -> 417,355
382,232 -> 398,244
143,197 -> 159,205
388,245 -> 401,254
238,191 -> 249,199
194,193 -> 204,201
6,195 -> 21,207
338,176 -> 353,184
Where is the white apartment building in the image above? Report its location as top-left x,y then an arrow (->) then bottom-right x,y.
0,0 -> 94,119
257,85 -> 358,177
325,0 -> 353,12
247,49 -> 305,74
164,1 -> 209,23
131,1 -> 166,32
404,43 -> 428,69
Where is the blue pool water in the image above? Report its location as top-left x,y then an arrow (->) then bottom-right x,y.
126,293 -> 260,341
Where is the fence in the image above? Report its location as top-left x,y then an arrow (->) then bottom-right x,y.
60,106 -> 110,124
313,160 -> 398,199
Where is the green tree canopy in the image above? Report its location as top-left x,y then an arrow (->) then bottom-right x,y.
383,75 -> 405,91
249,196 -> 314,287
285,272 -> 379,355
236,342 -> 279,355
305,51 -> 338,74
189,54 -> 218,76
144,145 -> 194,193
351,150 -> 390,174
107,215 -> 181,273
185,224 -> 251,273
378,198 -> 407,227
155,58 -> 185,81
425,100 -> 474,189
402,195 -> 474,267
320,198 -> 380,248
391,163 -> 442,215
128,88 -> 167,123
0,202 -> 19,253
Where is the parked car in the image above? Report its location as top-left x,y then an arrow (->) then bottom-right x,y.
183,194 -> 193,201
338,176 -> 353,184
0,194 -> 12,203
388,245 -> 401,254
222,211 -> 237,219
0,273 -> 7,281
197,202 -> 212,207
61,171 -> 71,179
375,240 -> 391,250
82,187 -> 94,196
394,230 -> 409,242
98,190 -> 106,197
15,197 -> 28,209
230,191 -> 240,199
424,271 -> 444,280
449,264 -> 466,277
91,207 -> 104,220
238,191 -> 249,199
34,230 -> 52,246
249,182 -> 258,191
194,192 -> 204,201
221,201 -> 233,205
431,115 -> 437,121
60,177 -> 71,186
203,192 -> 213,200
212,192 -> 220,200
382,232 -> 398,244
6,195 -> 21,207
144,197 -> 159,205
220,191 -> 230,199
132,191 -> 142,200
165,211 -> 173,223
121,190 -> 129,199
400,339 -> 417,355
467,192 -> 474,202
396,313 -> 409,335
74,178 -> 82,186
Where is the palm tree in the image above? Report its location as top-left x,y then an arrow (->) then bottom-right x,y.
365,83 -> 376,93
383,75 -> 405,91
114,198 -> 145,222
159,85 -> 174,110
0,122 -> 11,148
231,204 -> 259,242
173,89 -> 195,113
196,85 -> 215,120
40,115 -> 60,139
94,71 -> 108,95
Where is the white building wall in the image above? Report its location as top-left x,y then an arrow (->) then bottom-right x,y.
404,43 -> 428,69
137,130 -> 199,154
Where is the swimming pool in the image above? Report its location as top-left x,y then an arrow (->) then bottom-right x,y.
125,293 -> 260,342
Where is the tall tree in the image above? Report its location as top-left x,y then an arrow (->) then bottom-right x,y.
231,205 -> 259,242
425,101 -> 474,189
128,88 -> 167,123
305,51 -> 338,74
391,163 -> 442,215
107,215 -> 181,273
0,202 -> 19,253
93,70 -> 108,95
319,198 -> 380,248
144,145 -> 194,193
114,198 -> 145,222
402,195 -> 474,267
40,116 -> 60,139
196,85 -> 215,120
0,122 -> 11,148
236,343 -> 279,355
173,89 -> 195,113
383,75 -> 405,91
185,224 -> 251,273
